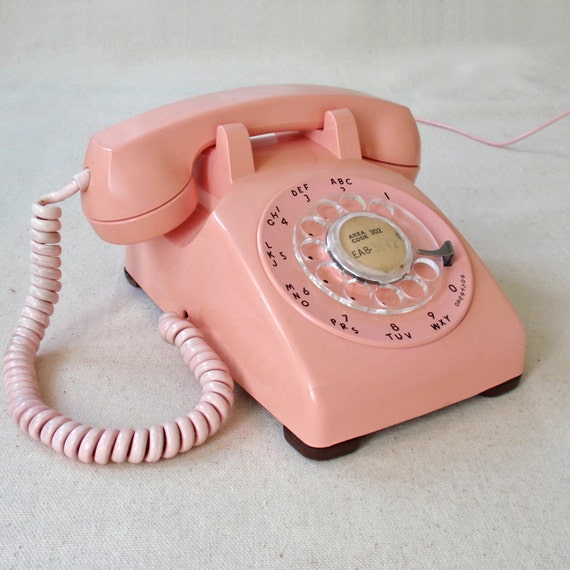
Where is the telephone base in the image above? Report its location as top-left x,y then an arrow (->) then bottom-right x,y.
479,375 -> 522,398
283,426 -> 361,460
125,255 -> 523,459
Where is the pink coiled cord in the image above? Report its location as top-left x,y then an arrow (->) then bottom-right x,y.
2,170 -> 234,463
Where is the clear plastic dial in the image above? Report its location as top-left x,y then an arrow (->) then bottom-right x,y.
293,194 -> 444,314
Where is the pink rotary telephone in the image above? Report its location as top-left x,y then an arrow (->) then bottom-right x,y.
4,85 -> 525,461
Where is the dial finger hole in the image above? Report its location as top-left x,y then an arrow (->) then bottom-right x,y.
299,216 -> 328,240
375,285 -> 403,307
400,276 -> 428,299
316,262 -> 345,287
412,258 -> 440,281
368,199 -> 395,218
315,199 -> 344,221
344,279 -> 372,303
299,239 -> 327,263
339,194 -> 367,212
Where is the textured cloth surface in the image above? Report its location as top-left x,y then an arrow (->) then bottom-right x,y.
1,2 -> 569,568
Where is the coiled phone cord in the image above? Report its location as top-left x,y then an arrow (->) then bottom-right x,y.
2,170 -> 234,463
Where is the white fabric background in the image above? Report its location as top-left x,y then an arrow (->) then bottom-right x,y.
1,1 -> 568,568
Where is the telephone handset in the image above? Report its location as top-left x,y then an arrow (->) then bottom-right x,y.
3,85 -> 525,462
82,85 -> 420,244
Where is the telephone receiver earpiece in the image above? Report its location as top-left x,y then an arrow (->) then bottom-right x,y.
82,85 -> 420,244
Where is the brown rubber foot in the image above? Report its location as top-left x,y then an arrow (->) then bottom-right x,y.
283,426 -> 361,460
479,375 -> 522,397
124,267 -> 140,288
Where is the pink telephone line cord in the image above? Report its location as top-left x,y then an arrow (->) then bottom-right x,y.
2,108 -> 568,464
415,109 -> 569,147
